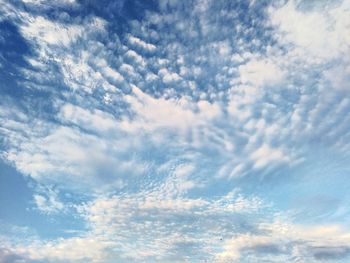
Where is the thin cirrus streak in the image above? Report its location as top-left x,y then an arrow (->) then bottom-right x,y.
0,0 -> 350,262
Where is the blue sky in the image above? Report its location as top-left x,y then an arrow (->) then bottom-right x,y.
0,0 -> 350,262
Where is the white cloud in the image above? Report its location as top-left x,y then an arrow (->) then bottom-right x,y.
1,1 -> 350,262
59,103 -> 117,133
269,0 -> 350,60
158,68 -> 182,84
216,220 -> 350,262
16,13 -> 110,94
33,193 -> 64,215
127,35 -> 156,52
74,187 -> 264,261
122,85 -> 221,135
250,144 -> 290,169
1,184 -> 265,262
5,125 -> 145,192
238,59 -> 285,87
20,16 -> 83,46
324,60 -> 350,90
22,0 -> 77,5
18,235 -> 112,263
102,65 -> 125,83
125,49 -> 146,67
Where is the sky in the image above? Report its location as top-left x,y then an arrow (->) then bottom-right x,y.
0,0 -> 350,262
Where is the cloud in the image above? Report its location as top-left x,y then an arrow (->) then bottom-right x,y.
32,186 -> 65,215
1,0 -> 347,186
124,49 -> 146,68
59,103 -> 118,133
238,58 -> 285,87
1,0 -> 350,262
216,221 -> 350,262
33,194 -> 64,215
74,187 -> 264,261
20,16 -> 83,47
122,85 -> 221,136
324,59 -> 350,91
0,247 -> 25,263
269,0 -> 350,60
1,184 -> 265,262
21,0 -> 77,6
312,246 -> 350,260
127,35 -> 156,53
158,67 -> 182,84
250,144 -> 290,169
4,124 -> 146,192
15,236 -> 112,263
